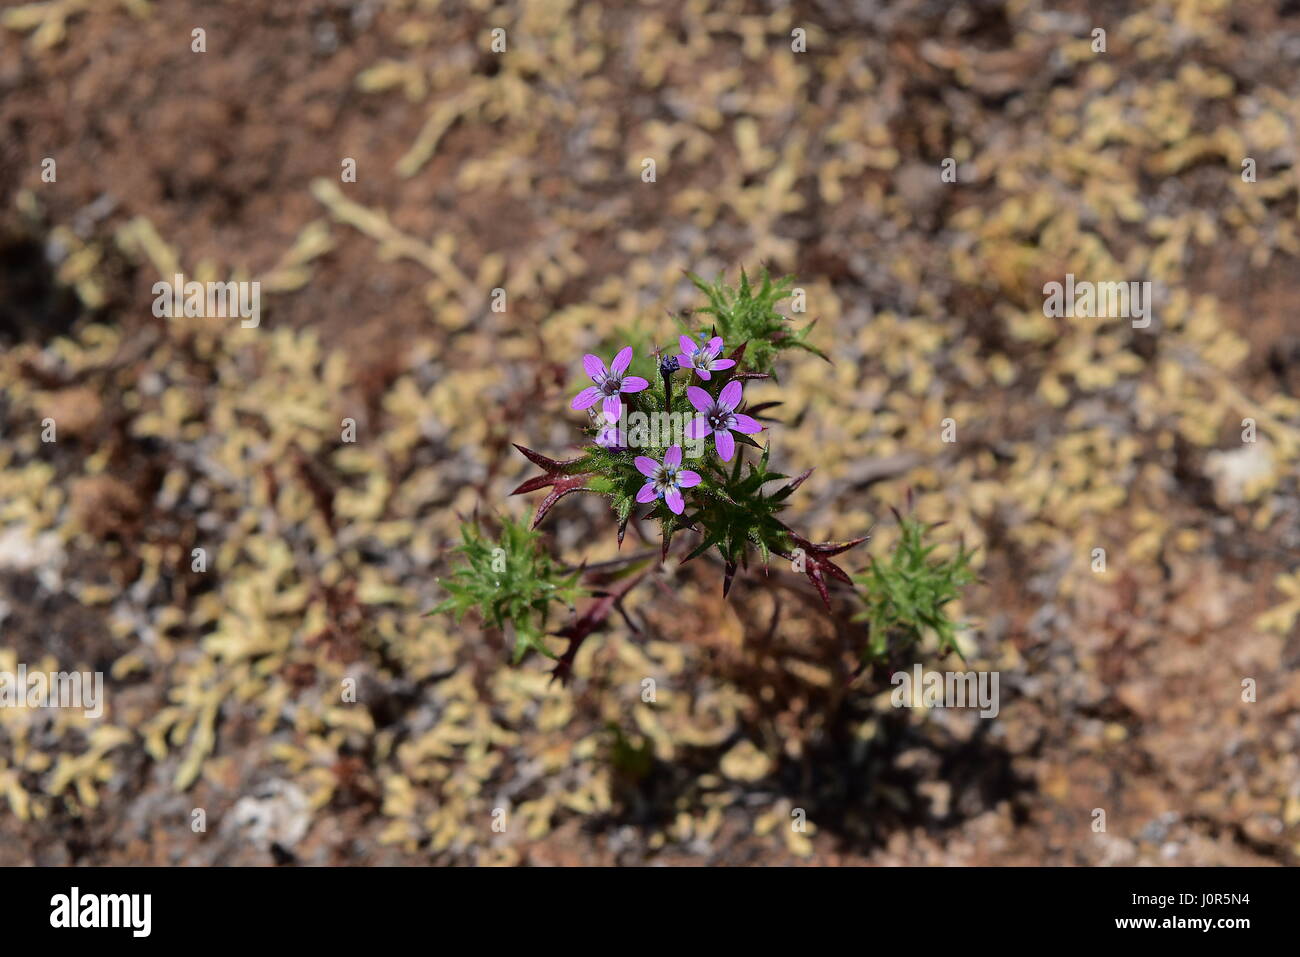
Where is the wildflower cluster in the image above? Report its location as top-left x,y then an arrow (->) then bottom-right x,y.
434,269 -> 975,672
517,268 -> 854,607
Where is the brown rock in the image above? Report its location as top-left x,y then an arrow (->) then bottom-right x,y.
69,475 -> 142,539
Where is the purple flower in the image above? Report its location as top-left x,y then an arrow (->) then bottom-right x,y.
588,407 -> 626,449
634,445 -> 701,515
685,380 -> 762,462
676,335 -> 735,381
570,346 -> 650,421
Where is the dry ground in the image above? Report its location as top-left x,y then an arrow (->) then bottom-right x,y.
0,0 -> 1297,865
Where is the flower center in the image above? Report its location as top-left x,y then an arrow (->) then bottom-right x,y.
653,465 -> 677,491
599,375 -> 622,396
706,407 -> 732,431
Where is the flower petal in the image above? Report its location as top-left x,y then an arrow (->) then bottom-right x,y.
731,413 -> 763,434
603,394 -> 622,422
664,486 -> 685,514
610,346 -> 633,375
664,445 -> 682,468
676,469 -> 701,488
582,354 -> 606,381
718,380 -> 743,411
571,386 -> 601,410
634,456 -> 660,477
636,482 -> 659,504
620,375 -> 649,393
679,335 -> 696,355
695,367 -> 711,381
707,336 -> 724,355
714,428 -> 735,462
676,353 -> 693,369
685,415 -> 708,439
711,358 -> 735,371
686,386 -> 713,414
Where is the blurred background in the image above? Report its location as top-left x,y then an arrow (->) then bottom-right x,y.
0,0 -> 1297,865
